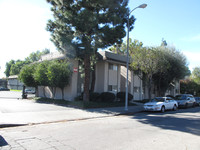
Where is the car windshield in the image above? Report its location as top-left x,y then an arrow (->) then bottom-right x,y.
151,97 -> 165,102
175,95 -> 186,100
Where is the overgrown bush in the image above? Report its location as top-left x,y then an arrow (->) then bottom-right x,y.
100,92 -> 115,102
116,92 -> 133,102
90,92 -> 100,102
74,92 -> 100,102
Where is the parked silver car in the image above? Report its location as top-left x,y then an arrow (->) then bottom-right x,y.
175,94 -> 196,108
194,97 -> 200,106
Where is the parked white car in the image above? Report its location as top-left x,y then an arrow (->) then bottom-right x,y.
25,89 -> 35,94
144,97 -> 178,113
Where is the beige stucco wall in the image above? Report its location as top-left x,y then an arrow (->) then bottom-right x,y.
108,70 -> 118,85
95,61 -> 105,93
95,61 -> 121,94
133,75 -> 143,100
120,66 -> 131,93
104,62 -> 109,91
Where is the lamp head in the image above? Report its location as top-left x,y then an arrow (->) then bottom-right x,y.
138,4 -> 147,9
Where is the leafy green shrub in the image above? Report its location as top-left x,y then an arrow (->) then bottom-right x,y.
90,92 -> 100,102
116,92 -> 133,102
100,92 -> 115,102
74,95 -> 82,101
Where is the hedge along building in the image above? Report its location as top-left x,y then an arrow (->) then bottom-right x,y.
37,51 -> 144,101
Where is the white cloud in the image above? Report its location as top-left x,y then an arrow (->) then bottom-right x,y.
182,51 -> 200,71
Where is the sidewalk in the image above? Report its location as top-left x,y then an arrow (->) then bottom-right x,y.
0,103 -> 144,128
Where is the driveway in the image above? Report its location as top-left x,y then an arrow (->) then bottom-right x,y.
0,91 -> 22,99
0,91 -> 34,99
0,92 -> 76,125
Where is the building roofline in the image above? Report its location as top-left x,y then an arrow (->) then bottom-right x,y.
98,51 -> 131,64
40,50 -> 131,65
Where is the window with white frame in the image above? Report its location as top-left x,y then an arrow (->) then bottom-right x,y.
108,85 -> 118,92
109,64 -> 118,71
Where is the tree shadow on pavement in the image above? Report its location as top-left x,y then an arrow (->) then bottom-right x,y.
0,135 -> 8,147
132,107 -> 200,136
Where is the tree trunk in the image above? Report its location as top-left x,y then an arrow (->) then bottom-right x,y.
22,85 -> 27,99
148,77 -> 152,101
90,64 -> 96,92
53,87 -> 56,99
43,86 -> 46,98
158,74 -> 162,96
83,54 -> 91,102
61,88 -> 64,100
50,87 -> 56,99
35,86 -> 38,97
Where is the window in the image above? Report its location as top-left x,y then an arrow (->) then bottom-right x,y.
108,85 -> 117,92
109,64 -> 118,71
134,87 -> 140,93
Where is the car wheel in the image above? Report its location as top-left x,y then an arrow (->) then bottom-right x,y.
161,106 -> 165,113
185,103 -> 188,108
192,102 -> 196,107
173,105 -> 177,111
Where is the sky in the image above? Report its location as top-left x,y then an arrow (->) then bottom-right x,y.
0,0 -> 200,78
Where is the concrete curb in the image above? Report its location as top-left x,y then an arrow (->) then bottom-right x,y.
0,124 -> 27,128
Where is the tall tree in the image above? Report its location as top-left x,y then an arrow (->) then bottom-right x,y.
10,60 -> 29,76
109,39 -> 143,55
46,0 -> 135,101
131,47 -> 162,100
153,46 -> 190,96
180,78 -> 200,96
4,60 -> 15,77
5,49 -> 50,77
191,67 -> 200,84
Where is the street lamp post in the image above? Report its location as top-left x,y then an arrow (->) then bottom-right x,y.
125,4 -> 147,111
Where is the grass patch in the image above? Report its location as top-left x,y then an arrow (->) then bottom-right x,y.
34,97 -> 136,109
10,89 -> 22,92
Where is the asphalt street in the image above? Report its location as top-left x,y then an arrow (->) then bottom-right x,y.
0,107 -> 200,150
0,91 -> 200,150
